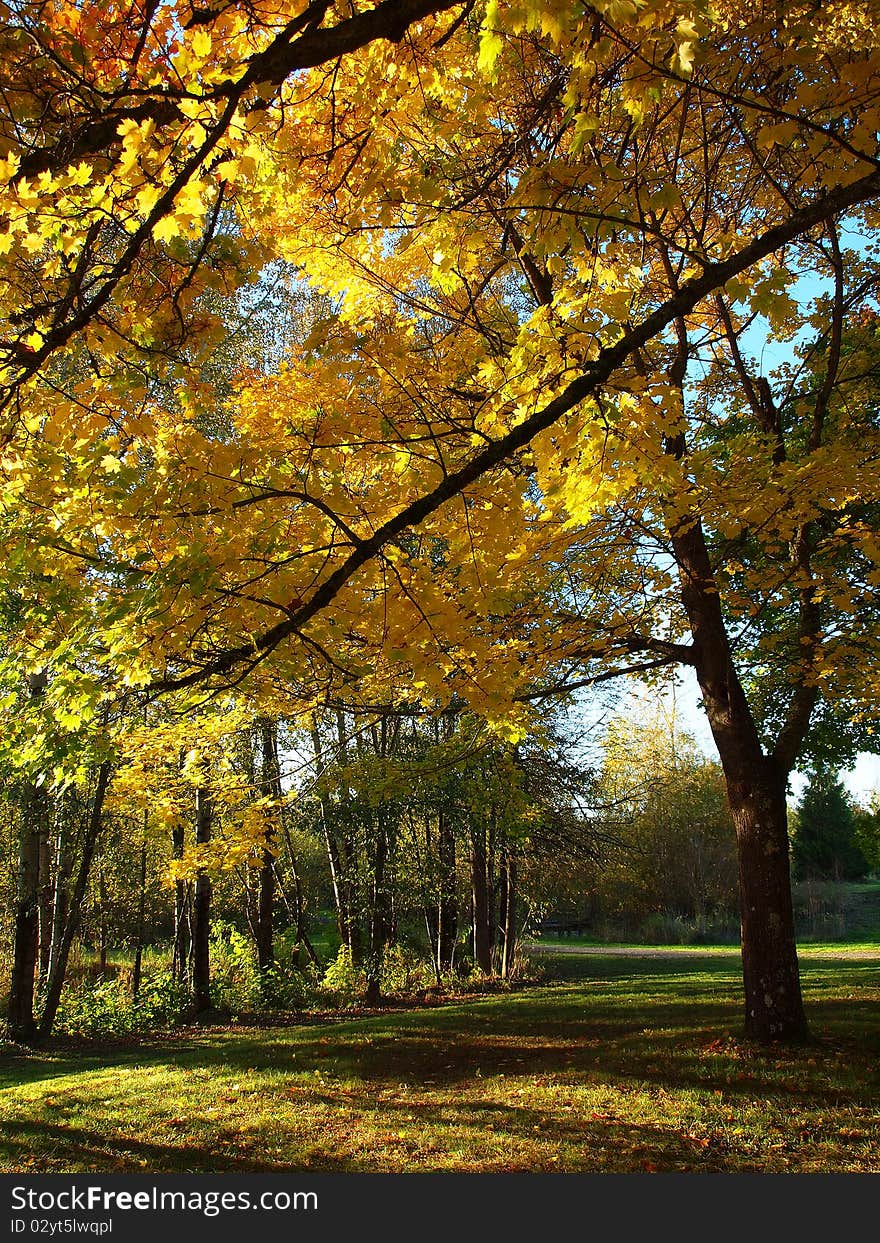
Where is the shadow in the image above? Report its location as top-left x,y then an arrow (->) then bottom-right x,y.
0,1118 -> 360,1173
1,957 -> 877,1173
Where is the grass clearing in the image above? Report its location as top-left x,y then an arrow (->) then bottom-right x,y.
1,951 -> 878,1174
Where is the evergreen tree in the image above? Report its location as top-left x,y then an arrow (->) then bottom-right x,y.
792,771 -> 867,881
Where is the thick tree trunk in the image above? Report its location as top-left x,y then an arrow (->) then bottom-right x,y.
191,787 -> 212,1013
38,763 -> 112,1039
671,513 -> 808,1041
727,761 -> 807,1041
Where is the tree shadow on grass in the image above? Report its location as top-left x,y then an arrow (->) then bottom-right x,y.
1,967 -> 877,1164
0,1118 -> 357,1173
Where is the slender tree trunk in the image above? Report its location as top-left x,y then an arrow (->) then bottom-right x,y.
365,809 -> 388,1006
316,710 -> 363,966
419,814 -> 442,984
272,859 -> 320,966
98,866 -> 108,975
46,800 -> 73,991
311,716 -> 356,959
437,807 -> 457,971
7,784 -> 44,1042
171,823 -> 189,984
37,822 -> 52,986
132,817 -> 148,1002
499,839 -> 517,981
256,720 -> 279,994
335,710 -> 364,967
38,763 -> 112,1039
471,825 -> 492,975
7,673 -> 49,1043
191,787 -> 212,1013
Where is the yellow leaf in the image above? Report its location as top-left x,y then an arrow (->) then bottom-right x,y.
191,30 -> 212,60
152,215 -> 180,243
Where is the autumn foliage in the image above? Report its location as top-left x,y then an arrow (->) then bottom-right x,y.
2,1 -> 880,1042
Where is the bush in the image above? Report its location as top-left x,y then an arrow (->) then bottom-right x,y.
320,943 -> 440,1003
208,921 -> 321,1011
320,945 -> 363,1004
54,969 -> 187,1036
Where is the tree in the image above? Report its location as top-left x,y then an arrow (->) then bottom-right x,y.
597,706 -> 739,935
854,794 -> 880,875
3,2 -> 880,1045
792,769 -> 867,882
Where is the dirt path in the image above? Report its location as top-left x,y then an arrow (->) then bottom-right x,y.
527,943 -> 880,960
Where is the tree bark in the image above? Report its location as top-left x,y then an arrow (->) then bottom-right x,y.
725,759 -> 806,1040
671,514 -> 808,1041
98,865 -> 108,975
7,672 -> 50,1043
364,808 -> 388,1006
132,818 -> 148,1002
437,806 -> 457,971
499,838 -> 517,981
471,825 -> 492,975
7,782 -> 44,1042
46,798 -> 73,993
311,715 -> 358,961
257,723 -> 278,968
171,822 -> 190,985
38,763 -> 112,1039
256,719 -> 280,1001
37,820 -> 53,986
191,786 -> 213,1013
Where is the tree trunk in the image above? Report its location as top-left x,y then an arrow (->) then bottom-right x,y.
38,763 -> 112,1039
37,820 -> 52,986
171,822 -> 189,984
315,711 -> 363,965
499,839 -> 517,981
7,783 -> 44,1042
726,760 -> 807,1041
132,819 -> 148,1002
98,866 -> 108,975
365,810 -> 388,1006
471,825 -> 492,975
437,807 -> 457,971
7,672 -> 50,1043
191,786 -> 212,1013
255,720 -> 279,993
46,800 -> 73,992
671,513 -> 808,1041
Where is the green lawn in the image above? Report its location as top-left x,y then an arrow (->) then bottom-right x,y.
1,952 -> 878,1173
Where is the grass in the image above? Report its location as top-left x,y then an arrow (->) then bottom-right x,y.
531,938 -> 880,957
1,950 -> 878,1174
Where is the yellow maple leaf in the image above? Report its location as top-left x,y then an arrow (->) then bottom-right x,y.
152,215 -> 180,243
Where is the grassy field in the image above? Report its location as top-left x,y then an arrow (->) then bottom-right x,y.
1,951 -> 878,1174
